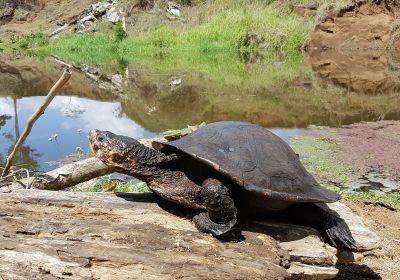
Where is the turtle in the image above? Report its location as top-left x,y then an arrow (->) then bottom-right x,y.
89,121 -> 357,250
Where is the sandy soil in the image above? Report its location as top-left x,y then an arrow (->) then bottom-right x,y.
336,201 -> 400,280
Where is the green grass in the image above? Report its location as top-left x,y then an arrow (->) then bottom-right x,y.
291,132 -> 400,208
71,177 -> 151,193
344,192 -> 400,208
40,5 -> 306,65
291,133 -> 353,191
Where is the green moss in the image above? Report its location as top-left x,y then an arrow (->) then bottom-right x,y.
114,182 -> 151,193
71,177 -> 151,193
291,132 -> 353,190
344,192 -> 400,208
291,131 -> 400,207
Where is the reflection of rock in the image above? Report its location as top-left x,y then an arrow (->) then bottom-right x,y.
307,50 -> 400,94
307,0 -> 400,50
0,57 -> 115,101
117,62 -> 400,131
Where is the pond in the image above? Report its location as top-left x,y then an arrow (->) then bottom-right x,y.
1,49 -> 400,171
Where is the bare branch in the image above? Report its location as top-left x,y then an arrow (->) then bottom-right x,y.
2,68 -> 72,177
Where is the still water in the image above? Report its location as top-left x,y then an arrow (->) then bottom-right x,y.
1,50 -> 400,170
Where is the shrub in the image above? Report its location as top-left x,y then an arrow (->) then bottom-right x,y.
114,20 -> 127,41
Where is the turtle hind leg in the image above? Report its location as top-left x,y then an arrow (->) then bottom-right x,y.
193,179 -> 237,236
287,203 -> 358,251
318,205 -> 358,251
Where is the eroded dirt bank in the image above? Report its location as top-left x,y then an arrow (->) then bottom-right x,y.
307,0 -> 400,50
0,0 -> 94,35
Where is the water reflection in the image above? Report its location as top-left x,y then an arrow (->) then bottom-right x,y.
307,50 -> 400,94
0,96 -> 153,170
1,52 -> 400,170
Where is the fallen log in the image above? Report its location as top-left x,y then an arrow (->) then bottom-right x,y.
0,189 -> 289,279
0,189 -> 380,279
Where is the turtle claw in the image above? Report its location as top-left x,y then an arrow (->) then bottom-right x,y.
324,217 -> 358,251
193,212 -> 237,236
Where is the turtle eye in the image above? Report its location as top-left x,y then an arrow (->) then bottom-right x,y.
97,135 -> 105,142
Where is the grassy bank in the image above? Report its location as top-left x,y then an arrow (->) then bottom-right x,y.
28,3 -> 306,64
291,132 -> 400,208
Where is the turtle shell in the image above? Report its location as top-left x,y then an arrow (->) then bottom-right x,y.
154,121 -> 340,203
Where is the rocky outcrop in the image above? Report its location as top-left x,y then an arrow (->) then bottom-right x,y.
307,0 -> 400,50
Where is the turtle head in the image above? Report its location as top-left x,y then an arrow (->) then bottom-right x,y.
89,129 -> 143,169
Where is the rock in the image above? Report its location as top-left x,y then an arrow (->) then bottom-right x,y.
337,250 -> 364,264
169,78 -> 182,88
327,202 -> 381,251
252,221 -> 339,278
167,1 -> 181,17
287,262 -> 338,280
244,31 -> 264,47
78,14 -> 96,25
280,235 -> 337,266
307,0 -> 400,50
0,2 -> 14,23
50,23 -> 69,38
293,3 -> 319,17
90,1 -> 113,17
111,74 -> 123,87
106,7 -> 121,23
353,166 -> 400,194
1,189 -> 379,279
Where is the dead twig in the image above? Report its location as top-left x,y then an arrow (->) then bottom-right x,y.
1,68 -> 72,178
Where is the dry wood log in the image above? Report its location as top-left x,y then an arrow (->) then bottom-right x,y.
0,191 -> 380,279
0,189 -> 289,280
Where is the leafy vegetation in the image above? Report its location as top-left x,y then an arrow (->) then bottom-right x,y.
114,20 -> 128,41
71,176 -> 151,193
33,3 -> 307,65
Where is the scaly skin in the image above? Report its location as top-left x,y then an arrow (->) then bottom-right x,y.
89,129 -> 358,249
89,129 -> 238,235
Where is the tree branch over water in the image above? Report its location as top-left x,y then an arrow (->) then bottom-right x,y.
1,68 -> 72,178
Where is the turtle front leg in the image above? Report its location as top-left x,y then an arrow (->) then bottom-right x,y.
193,179 -> 237,236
